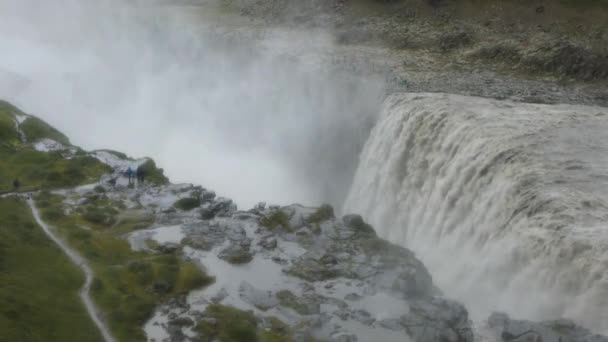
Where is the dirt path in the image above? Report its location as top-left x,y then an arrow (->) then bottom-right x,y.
27,198 -> 116,342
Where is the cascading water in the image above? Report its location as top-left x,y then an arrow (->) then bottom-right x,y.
345,93 -> 608,333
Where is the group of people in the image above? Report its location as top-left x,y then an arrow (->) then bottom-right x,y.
126,166 -> 145,185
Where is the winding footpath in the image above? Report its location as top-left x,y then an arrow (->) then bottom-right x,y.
27,197 -> 116,342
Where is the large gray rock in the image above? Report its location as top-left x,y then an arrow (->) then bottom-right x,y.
239,281 -> 278,311
488,312 -> 608,342
401,297 -> 474,342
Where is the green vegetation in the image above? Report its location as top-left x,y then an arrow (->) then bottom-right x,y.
276,290 -> 318,316
20,117 -> 70,145
35,193 -> 214,341
224,250 -> 253,265
0,101 -> 110,193
139,159 -> 169,185
174,197 -> 202,211
343,215 -> 377,237
0,197 -> 104,342
195,304 -> 292,342
307,204 -> 335,235
260,210 -> 291,231
0,101 -> 20,146
0,148 -> 111,192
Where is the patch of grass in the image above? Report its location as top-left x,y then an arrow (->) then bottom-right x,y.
260,210 -> 291,231
195,305 -> 292,342
35,197 -> 214,341
0,197 -> 103,342
20,116 -> 70,146
0,147 -> 111,193
0,101 -> 110,192
196,304 -> 259,342
82,206 -> 117,227
0,102 -> 20,146
307,205 -> 335,224
174,197 -> 201,211
276,290 -> 318,316
139,159 -> 169,185
225,251 -> 253,265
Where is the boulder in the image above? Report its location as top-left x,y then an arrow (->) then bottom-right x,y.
487,312 -> 608,342
401,297 -> 474,342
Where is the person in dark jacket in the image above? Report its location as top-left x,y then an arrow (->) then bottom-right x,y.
126,167 -> 133,184
13,179 -> 20,191
136,166 -> 145,184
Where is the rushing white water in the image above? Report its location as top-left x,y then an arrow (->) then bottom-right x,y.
345,93 -> 608,333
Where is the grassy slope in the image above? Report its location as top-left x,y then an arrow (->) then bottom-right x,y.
1,100 -> 185,341
0,197 -> 104,342
36,192 -> 213,342
0,102 -> 111,193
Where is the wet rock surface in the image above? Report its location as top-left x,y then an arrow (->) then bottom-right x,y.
486,312 -> 608,342
66,153 -> 608,342
119,182 -> 471,341
112,180 -> 608,342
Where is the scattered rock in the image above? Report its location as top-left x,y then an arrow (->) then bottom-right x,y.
239,282 -> 279,311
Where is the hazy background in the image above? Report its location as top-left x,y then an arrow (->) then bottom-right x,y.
0,0 -> 385,209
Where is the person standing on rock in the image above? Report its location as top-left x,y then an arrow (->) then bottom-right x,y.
136,166 -> 145,185
126,167 -> 133,185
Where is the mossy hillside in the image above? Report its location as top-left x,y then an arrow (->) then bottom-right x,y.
0,197 -> 104,342
0,100 -> 169,192
20,116 -> 71,146
0,147 -> 111,193
195,304 -> 292,342
0,101 -> 20,146
35,192 -> 214,342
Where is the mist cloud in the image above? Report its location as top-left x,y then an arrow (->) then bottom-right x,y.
0,0 -> 385,209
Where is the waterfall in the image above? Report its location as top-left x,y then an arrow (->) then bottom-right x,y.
345,92 -> 608,333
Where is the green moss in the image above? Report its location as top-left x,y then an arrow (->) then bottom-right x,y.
20,116 -> 70,146
195,304 -> 259,342
307,205 -> 334,224
225,251 -> 253,265
0,102 -> 20,146
260,210 -> 291,231
0,147 -> 111,193
195,305 -> 294,342
0,197 -> 104,342
174,197 -> 201,211
139,159 -> 169,185
35,197 -> 213,341
83,208 -> 117,227
276,290 -> 318,316
259,317 -> 293,342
